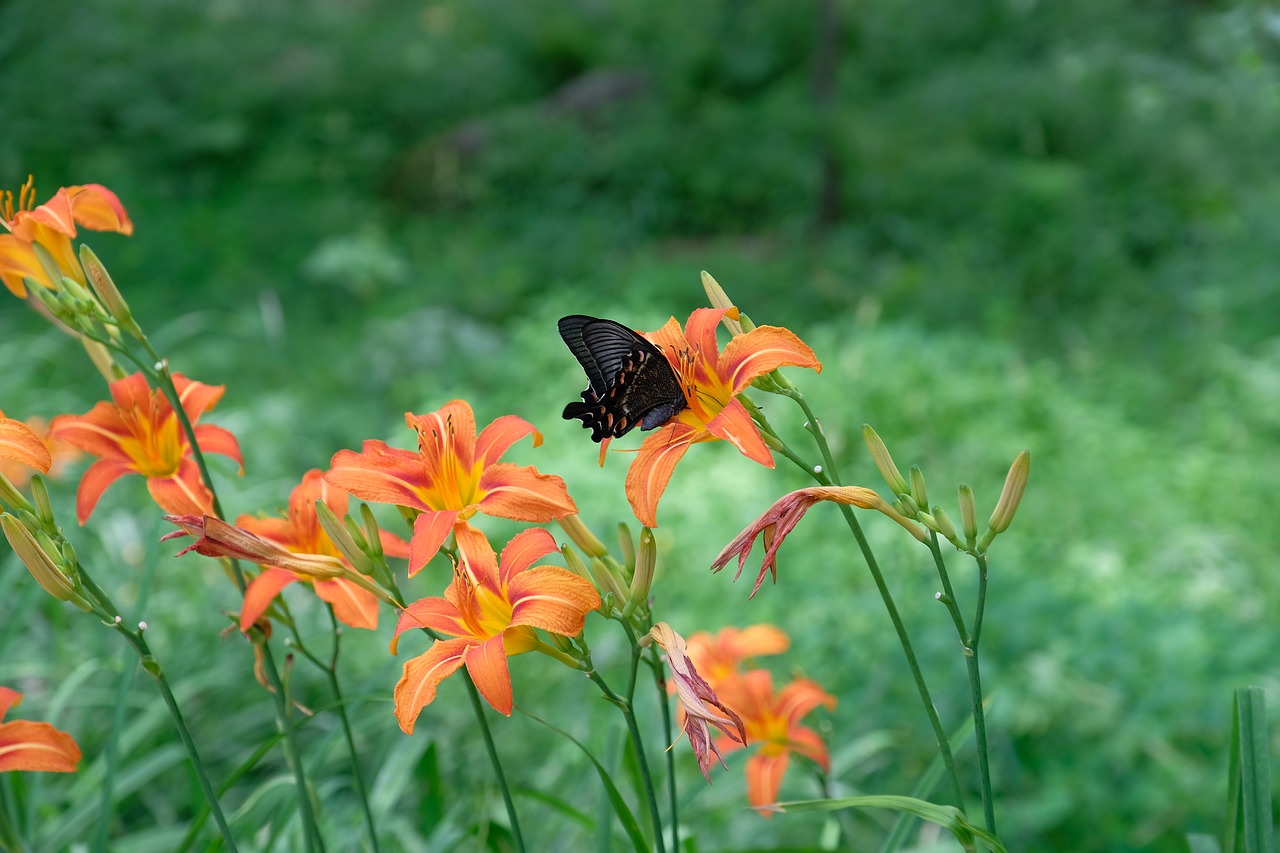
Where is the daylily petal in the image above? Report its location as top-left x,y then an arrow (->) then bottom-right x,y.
496,527 -> 559,586
682,307 -> 730,372
313,577 -> 379,630
240,568 -> 297,631
643,316 -> 690,355
379,529 -> 411,560
172,373 -> 225,418
703,398 -> 773,466
475,463 -> 577,521
784,725 -> 831,769
0,416 -> 51,473
394,596 -> 468,642
236,515 -> 294,545
777,678 -> 837,724
0,234 -> 51,296
326,441 -> 432,512
0,719 -> 82,773
145,457 -> 214,516
394,639 -> 469,734
453,523 -> 501,589
408,510 -> 458,576
49,402 -> 132,461
23,188 -> 76,237
624,426 -> 694,529
75,458 -> 135,523
507,566 -> 601,635
67,184 -> 133,235
720,325 -> 822,394
475,414 -> 542,467
0,688 -> 19,720
408,399 -> 477,471
192,424 -> 243,472
745,751 -> 789,813
463,634 -> 514,716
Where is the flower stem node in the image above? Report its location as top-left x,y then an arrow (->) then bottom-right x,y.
862,425 -> 910,496
141,656 -> 162,678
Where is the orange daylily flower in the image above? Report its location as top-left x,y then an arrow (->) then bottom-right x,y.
0,176 -> 132,297
649,622 -> 746,781
711,486 -> 927,597
0,409 -> 53,477
685,624 -> 790,696
50,372 -> 242,522
623,308 -> 821,528
0,687 -> 81,773
227,470 -> 408,631
0,413 -> 79,489
714,669 -> 835,816
326,400 -> 576,574
391,525 -> 600,732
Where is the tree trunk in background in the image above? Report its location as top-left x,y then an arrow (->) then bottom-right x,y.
813,0 -> 843,234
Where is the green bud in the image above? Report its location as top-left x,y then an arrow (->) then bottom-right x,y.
863,425 -> 909,496
909,465 -> 929,510
558,513 -> 607,559
627,527 -> 657,612
80,244 -> 142,340
359,503 -> 384,558
930,505 -> 961,546
29,476 -> 54,528
701,270 -> 745,336
315,500 -> 375,577
2,514 -> 77,603
0,471 -> 33,513
987,451 -> 1031,535
617,522 -> 636,571
896,493 -> 921,519
958,484 -> 978,549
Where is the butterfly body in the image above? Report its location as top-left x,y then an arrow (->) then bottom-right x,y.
558,315 -> 686,442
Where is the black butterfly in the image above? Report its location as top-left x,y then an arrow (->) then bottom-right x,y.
558,315 -> 686,442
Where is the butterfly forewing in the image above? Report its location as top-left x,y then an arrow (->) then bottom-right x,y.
559,315 -> 687,442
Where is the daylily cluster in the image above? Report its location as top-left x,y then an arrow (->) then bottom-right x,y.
681,625 -> 835,815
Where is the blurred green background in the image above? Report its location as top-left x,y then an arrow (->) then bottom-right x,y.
3,0 -> 1280,850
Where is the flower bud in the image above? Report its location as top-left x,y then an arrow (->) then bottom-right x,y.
359,503 -> 384,558
896,493 -> 921,519
701,270 -> 745,336
930,505 -> 961,546
909,465 -> 929,510
30,476 -> 55,528
0,471 -> 33,513
617,522 -> 636,570
863,425 -> 909,496
2,514 -> 77,603
558,513 -> 607,559
987,451 -> 1031,535
627,527 -> 657,611
958,484 -> 978,549
589,556 -> 628,607
315,500 -> 375,577
80,244 -> 141,339
82,337 -> 122,382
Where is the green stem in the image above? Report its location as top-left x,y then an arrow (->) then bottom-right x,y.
111,624 -> 240,852
95,543 -> 161,853
460,673 -> 527,853
645,650 -> 679,850
773,388 -> 967,812
321,607 -> 381,853
0,781 -> 24,853
586,664 -> 667,853
254,641 -> 326,852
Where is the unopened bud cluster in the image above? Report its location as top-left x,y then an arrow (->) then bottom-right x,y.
862,425 -> 1030,556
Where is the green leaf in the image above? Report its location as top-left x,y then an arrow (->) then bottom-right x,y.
520,709 -> 649,852
1187,832 -> 1222,853
881,706 -> 979,853
1233,687 -> 1273,853
775,794 -> 1008,852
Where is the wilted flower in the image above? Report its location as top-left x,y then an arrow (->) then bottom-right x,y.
712,486 -> 926,596
649,621 -> 746,780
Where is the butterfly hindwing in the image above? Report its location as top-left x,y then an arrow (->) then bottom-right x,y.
559,315 -> 686,442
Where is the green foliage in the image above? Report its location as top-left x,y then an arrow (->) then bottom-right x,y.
3,0 -> 1279,850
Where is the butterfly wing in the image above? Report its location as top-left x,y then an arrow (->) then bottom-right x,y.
559,315 -> 686,442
